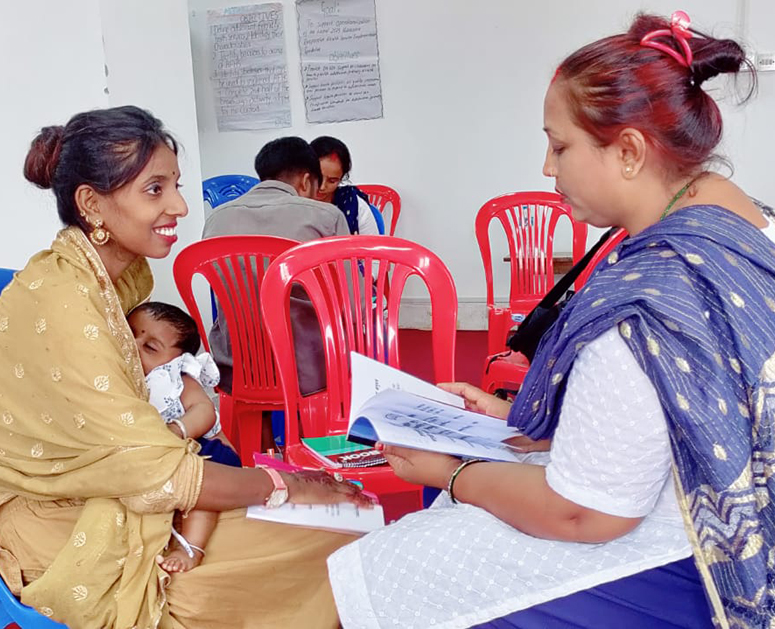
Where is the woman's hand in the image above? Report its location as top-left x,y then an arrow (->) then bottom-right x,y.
283,470 -> 375,508
380,444 -> 460,488
439,383 -> 550,452
437,382 -> 512,419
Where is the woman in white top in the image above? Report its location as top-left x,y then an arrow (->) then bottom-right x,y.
328,11 -> 775,629
311,136 -> 382,236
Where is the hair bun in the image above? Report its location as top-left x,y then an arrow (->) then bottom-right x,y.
23,125 -> 65,189
691,38 -> 747,86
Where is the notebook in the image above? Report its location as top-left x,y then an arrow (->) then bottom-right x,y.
300,434 -> 387,468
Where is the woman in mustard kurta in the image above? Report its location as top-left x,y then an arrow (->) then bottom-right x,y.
0,106 -> 367,629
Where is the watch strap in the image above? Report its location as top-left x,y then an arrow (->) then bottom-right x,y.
258,465 -> 288,507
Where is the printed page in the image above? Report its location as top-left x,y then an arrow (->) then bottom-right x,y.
246,501 -> 385,534
348,389 -> 523,462
349,352 -> 464,428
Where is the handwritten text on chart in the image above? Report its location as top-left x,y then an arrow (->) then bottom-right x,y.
208,3 -> 291,131
297,0 -> 383,123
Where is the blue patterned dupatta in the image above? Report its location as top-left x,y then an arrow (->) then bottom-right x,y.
334,185 -> 367,234
507,205 -> 775,627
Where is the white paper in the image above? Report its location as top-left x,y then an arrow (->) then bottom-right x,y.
246,501 -> 385,533
348,352 -> 464,428
207,3 -> 292,131
349,389 -> 523,462
296,0 -> 383,123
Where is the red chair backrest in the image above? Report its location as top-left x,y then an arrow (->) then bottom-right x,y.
173,235 -> 299,403
576,228 -> 628,288
475,191 -> 587,310
358,185 -> 401,236
261,235 -> 457,442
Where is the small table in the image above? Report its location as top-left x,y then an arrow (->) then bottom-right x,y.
502,255 -> 574,275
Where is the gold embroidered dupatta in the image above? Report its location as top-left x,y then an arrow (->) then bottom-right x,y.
0,228 -> 202,628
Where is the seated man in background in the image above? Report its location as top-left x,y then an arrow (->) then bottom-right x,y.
202,137 -> 349,446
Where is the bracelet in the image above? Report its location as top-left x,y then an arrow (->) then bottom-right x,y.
170,528 -> 204,558
447,458 -> 487,504
170,419 -> 188,440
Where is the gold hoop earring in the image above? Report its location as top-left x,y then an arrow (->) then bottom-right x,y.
89,218 -> 110,246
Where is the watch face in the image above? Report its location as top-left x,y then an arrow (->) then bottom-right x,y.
266,487 -> 289,508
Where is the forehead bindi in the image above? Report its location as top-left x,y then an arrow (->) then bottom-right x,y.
139,146 -> 180,182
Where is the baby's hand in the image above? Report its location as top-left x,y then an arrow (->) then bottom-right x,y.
167,422 -> 185,439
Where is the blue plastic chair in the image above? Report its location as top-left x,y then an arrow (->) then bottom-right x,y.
0,575 -> 68,628
202,175 -> 259,209
369,203 -> 385,235
202,176 -> 260,321
0,268 -> 16,294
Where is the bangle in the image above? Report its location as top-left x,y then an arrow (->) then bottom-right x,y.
170,419 -> 188,440
447,458 -> 486,504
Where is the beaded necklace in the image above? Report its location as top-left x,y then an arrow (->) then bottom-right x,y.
659,181 -> 692,221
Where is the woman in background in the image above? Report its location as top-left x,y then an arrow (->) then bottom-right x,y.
311,136 -> 383,235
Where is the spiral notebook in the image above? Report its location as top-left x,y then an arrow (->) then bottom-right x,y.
300,434 -> 387,468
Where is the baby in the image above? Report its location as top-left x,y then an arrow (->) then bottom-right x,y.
127,302 -> 242,573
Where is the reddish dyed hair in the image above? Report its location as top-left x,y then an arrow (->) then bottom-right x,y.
555,13 -> 754,178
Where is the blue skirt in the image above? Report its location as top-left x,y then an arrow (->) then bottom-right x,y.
197,437 -> 241,468
472,557 -> 713,629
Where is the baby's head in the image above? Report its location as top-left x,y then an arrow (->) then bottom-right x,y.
127,302 -> 201,374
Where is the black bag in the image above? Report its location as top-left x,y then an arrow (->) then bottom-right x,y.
505,228 -> 616,362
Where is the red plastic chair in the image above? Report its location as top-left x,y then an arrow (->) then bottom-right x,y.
358,185 -> 401,236
476,191 -> 588,357
173,235 -> 299,463
481,227 -> 628,395
575,228 -> 627,287
261,235 -> 457,522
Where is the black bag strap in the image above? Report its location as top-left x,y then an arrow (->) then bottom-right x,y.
533,227 -> 617,310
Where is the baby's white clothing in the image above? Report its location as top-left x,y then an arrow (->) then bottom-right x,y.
146,352 -> 222,439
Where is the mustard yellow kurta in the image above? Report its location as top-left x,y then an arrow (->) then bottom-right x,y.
0,228 -> 350,629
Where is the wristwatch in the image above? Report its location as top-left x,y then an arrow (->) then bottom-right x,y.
258,465 -> 289,508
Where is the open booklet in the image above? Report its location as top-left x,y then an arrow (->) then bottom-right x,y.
346,353 -> 524,462
246,453 -> 385,534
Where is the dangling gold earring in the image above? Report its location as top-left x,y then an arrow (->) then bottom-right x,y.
89,218 -> 111,246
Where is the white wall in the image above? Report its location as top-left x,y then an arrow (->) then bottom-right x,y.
3,1 -> 772,328
721,1 -> 775,200
0,0 -> 108,268
100,0 -> 206,310
188,0 -> 774,328
0,0 -> 205,310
